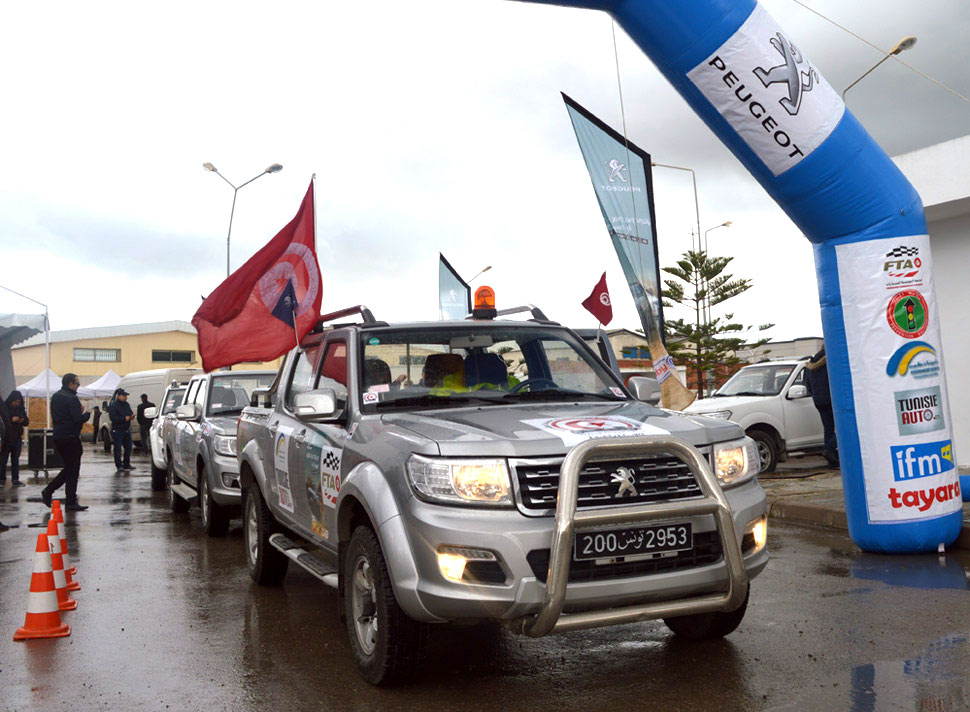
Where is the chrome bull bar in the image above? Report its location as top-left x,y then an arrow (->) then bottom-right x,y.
508,435 -> 748,638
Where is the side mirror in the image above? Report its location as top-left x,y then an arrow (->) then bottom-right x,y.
628,376 -> 661,406
251,387 -> 272,408
293,389 -> 337,421
787,385 -> 809,400
143,407 -> 158,419
175,403 -> 201,421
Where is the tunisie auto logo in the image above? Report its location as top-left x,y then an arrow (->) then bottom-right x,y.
753,33 -> 818,116
894,386 -> 944,436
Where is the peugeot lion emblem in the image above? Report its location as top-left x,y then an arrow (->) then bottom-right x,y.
754,32 -> 818,116
610,467 -> 638,498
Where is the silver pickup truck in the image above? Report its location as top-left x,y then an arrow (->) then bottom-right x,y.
237,306 -> 768,685
167,370 -> 275,535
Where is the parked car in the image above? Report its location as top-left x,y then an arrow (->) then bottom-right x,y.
143,383 -> 188,491
167,370 -> 276,535
685,358 -> 824,473
237,304 -> 768,685
99,368 -> 200,451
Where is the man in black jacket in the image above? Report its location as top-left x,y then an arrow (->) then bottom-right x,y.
135,393 -> 155,454
1,390 -> 28,486
41,373 -> 91,511
108,389 -> 135,471
804,348 -> 838,469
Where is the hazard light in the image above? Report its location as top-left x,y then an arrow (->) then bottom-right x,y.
472,286 -> 497,319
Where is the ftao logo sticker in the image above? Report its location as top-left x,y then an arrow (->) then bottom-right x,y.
886,290 -> 928,339
894,386 -> 944,436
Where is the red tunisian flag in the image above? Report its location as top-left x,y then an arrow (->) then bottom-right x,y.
581,272 -> 613,326
192,181 -> 322,372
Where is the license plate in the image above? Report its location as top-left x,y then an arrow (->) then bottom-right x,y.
574,523 -> 693,561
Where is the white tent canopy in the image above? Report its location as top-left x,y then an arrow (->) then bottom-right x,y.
18,368 -> 61,398
77,369 -> 122,398
0,312 -> 47,397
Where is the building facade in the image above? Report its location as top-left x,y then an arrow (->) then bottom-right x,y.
12,321 -> 282,384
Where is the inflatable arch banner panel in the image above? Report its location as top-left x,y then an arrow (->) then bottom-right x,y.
514,0 -> 961,552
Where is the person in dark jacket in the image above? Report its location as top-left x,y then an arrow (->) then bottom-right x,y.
108,389 -> 135,471
135,393 -> 155,454
0,412 -> 7,530
0,390 -> 29,486
804,348 -> 838,469
41,373 -> 91,511
91,405 -> 102,444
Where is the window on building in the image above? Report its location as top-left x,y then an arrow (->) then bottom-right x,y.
152,350 -> 195,363
73,348 -> 120,362
621,346 -> 649,359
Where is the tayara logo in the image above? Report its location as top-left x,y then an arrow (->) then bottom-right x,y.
753,33 -> 818,116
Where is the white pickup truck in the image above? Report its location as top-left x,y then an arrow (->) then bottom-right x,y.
685,358 -> 825,473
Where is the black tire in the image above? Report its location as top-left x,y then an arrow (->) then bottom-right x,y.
664,587 -> 749,640
344,525 -> 424,686
200,469 -> 230,537
168,458 -> 190,513
244,486 -> 288,585
102,430 -> 112,453
748,429 -> 778,474
151,461 -> 167,491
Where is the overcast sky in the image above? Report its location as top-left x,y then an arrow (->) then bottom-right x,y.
1,0 -> 968,342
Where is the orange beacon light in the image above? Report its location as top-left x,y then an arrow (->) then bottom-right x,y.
473,286 -> 497,319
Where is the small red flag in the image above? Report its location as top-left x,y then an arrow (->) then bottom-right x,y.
582,272 -> 613,325
192,181 -> 322,372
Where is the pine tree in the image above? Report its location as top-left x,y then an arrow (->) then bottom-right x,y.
661,250 -> 772,398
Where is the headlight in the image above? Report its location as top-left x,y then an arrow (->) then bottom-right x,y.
712,437 -> 759,486
406,455 -> 512,506
704,410 -> 733,420
213,434 -> 237,457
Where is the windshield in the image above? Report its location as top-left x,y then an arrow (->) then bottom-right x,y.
715,364 -> 795,397
359,325 -> 625,412
161,388 -> 185,415
208,374 -> 275,415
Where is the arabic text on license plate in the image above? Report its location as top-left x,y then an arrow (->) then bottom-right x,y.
574,523 -> 692,561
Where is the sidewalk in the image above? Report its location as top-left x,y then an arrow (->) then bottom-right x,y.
762,456 -> 970,550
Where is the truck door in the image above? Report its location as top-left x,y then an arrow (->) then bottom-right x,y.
180,378 -> 208,487
782,365 -> 823,450
174,379 -> 201,480
300,337 -> 350,549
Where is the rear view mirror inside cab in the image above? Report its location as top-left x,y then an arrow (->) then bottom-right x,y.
449,334 -> 493,349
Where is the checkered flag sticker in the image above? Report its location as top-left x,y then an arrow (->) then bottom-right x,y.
885,246 -> 918,258
323,450 -> 341,472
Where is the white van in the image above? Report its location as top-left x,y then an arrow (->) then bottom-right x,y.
99,368 -> 201,451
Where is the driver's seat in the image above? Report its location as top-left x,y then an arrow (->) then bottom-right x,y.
464,352 -> 508,390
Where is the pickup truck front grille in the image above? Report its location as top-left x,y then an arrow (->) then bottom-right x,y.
527,531 -> 722,583
511,454 -> 704,515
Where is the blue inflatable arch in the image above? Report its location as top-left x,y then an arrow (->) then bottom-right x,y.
517,0 -> 961,552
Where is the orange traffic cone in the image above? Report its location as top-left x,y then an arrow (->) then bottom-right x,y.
14,532 -> 71,641
47,519 -> 77,612
51,501 -> 79,589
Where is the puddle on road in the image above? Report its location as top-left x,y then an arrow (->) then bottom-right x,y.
816,550 -> 970,592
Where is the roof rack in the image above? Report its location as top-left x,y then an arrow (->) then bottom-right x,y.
315,305 -> 380,329
487,304 -> 556,324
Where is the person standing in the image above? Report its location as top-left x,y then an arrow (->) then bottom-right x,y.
41,373 -> 91,511
108,389 -> 135,471
135,393 -> 155,454
0,391 -> 28,486
0,412 -> 8,530
804,348 -> 839,469
91,405 -> 102,444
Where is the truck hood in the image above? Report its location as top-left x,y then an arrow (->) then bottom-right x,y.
686,395 -> 770,414
380,401 -> 742,458
206,415 -> 240,436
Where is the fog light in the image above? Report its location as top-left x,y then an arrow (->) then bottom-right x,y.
437,545 -> 498,583
745,516 -> 767,551
221,473 -> 238,488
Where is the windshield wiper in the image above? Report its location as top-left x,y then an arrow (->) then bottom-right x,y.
373,394 -> 500,409
718,391 -> 765,398
504,389 -> 617,402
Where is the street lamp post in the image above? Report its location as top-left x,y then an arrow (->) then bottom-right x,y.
651,162 -> 702,253
203,162 -> 284,277
842,36 -> 917,100
701,220 -> 732,327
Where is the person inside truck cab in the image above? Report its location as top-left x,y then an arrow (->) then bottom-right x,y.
422,353 -> 467,394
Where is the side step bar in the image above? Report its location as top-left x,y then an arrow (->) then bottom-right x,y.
170,482 -> 197,503
269,533 -> 339,589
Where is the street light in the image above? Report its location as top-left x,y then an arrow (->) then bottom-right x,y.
702,221 -> 732,325
703,220 -> 732,255
651,162 -> 702,253
203,162 -> 284,277
468,265 -> 492,283
842,36 -> 917,100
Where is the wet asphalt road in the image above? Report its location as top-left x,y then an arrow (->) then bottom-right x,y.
2,448 -> 970,711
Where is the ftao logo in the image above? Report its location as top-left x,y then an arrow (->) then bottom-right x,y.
890,439 -> 954,482
883,245 -> 921,278
894,386 -> 945,436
